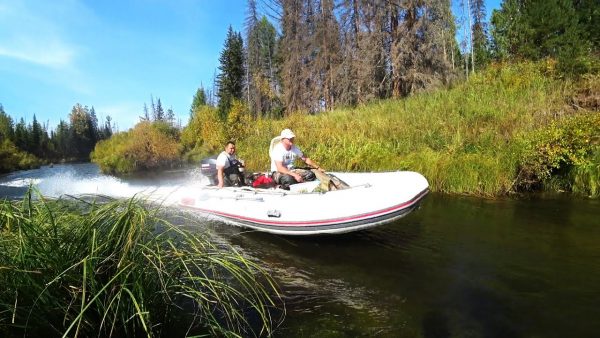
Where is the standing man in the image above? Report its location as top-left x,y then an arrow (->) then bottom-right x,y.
270,129 -> 322,188
216,141 -> 245,188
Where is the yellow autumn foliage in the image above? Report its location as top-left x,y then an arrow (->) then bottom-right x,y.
92,121 -> 181,174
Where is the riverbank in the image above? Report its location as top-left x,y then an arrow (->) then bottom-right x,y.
212,62 -> 600,198
89,61 -> 599,197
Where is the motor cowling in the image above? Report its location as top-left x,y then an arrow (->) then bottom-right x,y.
200,156 -> 218,185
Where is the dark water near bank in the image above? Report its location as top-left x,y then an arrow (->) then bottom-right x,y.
1,163 -> 599,337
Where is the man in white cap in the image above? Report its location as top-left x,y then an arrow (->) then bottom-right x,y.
270,128 -> 322,188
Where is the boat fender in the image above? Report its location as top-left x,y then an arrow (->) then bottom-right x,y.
267,209 -> 281,218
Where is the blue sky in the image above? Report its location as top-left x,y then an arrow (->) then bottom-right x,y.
0,0 -> 248,131
0,0 -> 501,131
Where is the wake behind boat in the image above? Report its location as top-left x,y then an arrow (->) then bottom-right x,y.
179,171 -> 429,235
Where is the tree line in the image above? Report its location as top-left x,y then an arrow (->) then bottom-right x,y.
203,0 -> 598,120
90,0 -> 598,176
0,103 -> 113,172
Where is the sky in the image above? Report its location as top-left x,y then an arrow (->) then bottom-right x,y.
0,0 -> 501,132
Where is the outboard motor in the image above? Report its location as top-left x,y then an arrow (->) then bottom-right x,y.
200,156 -> 218,185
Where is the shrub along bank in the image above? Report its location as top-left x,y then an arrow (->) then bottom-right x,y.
91,121 -> 181,175
0,139 -> 41,173
93,61 -> 600,197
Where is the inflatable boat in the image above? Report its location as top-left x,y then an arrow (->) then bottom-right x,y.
179,171 -> 429,235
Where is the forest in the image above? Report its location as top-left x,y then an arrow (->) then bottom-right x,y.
0,104 -> 113,173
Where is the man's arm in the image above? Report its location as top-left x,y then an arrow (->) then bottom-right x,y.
217,165 -> 225,188
302,157 -> 323,171
275,160 -> 303,182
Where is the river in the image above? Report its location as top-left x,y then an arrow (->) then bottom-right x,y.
1,163 -> 599,337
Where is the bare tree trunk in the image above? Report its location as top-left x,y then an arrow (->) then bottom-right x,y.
442,29 -> 447,63
462,0 -> 469,78
389,1 -> 401,98
467,0 -> 474,73
451,39 -> 455,70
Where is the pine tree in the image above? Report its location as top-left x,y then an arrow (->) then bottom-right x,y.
39,121 -> 51,159
69,103 -> 94,159
141,103 -> 150,121
55,120 -> 71,159
103,116 -> 113,139
150,95 -> 157,121
89,106 -> 99,144
490,0 -> 520,60
574,0 -> 599,52
245,0 -> 260,109
491,0 -> 586,66
0,104 -> 15,142
155,98 -> 165,121
166,107 -> 175,125
245,14 -> 280,117
471,0 -> 490,70
190,86 -> 208,116
30,114 -> 42,156
217,26 -> 245,119
522,0 -> 582,61
14,118 -> 28,151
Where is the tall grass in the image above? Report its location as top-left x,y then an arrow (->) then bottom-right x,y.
229,61 -> 598,197
0,190 -> 281,337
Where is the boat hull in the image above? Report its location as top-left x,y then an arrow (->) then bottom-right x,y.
180,171 -> 429,235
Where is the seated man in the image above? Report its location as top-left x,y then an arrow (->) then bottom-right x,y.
270,129 -> 321,189
216,141 -> 245,188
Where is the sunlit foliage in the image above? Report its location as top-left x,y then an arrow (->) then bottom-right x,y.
185,61 -> 599,197
0,139 -> 40,173
181,105 -> 224,162
92,121 -> 181,174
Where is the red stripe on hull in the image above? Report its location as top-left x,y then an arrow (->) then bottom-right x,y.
184,188 -> 428,228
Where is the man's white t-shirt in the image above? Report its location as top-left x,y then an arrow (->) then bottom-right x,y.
216,151 -> 236,169
270,142 -> 304,172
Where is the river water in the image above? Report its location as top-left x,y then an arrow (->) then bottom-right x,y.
1,163 -> 599,337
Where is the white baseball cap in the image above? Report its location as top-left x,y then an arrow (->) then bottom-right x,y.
280,128 -> 296,139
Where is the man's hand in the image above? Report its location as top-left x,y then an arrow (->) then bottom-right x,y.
293,172 -> 304,182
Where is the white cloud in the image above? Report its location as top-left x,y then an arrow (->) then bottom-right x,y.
0,40 -> 75,68
0,0 -> 79,69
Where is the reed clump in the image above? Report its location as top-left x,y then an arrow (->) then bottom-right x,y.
0,191 -> 281,337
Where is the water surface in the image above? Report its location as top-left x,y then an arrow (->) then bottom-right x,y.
1,164 -> 598,337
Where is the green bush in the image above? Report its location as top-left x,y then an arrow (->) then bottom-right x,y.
91,122 -> 181,175
181,105 -> 224,159
516,112 -> 600,193
570,148 -> 600,197
0,139 -> 40,173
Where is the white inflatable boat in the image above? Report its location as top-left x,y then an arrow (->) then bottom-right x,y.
179,171 -> 429,235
